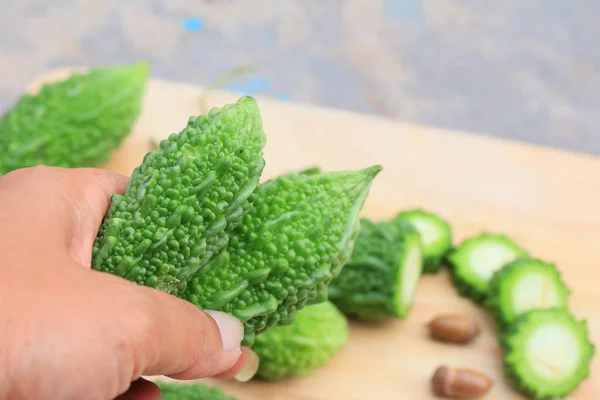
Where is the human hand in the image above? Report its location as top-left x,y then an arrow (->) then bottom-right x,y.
0,166 -> 258,400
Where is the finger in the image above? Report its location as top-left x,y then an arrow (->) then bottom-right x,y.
0,166 -> 69,252
123,283 -> 244,380
212,347 -> 260,382
114,378 -> 161,400
0,166 -> 129,263
66,168 -> 130,267
0,165 -> 127,226
72,167 -> 130,227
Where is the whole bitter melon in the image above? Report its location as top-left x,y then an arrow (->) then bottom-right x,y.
251,301 -> 349,380
0,62 -> 149,174
328,218 -> 423,320
501,308 -> 594,399
486,258 -> 571,329
92,96 -> 266,295
184,166 -> 380,345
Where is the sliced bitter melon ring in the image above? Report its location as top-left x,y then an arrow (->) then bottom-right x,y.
486,258 -> 571,328
394,209 -> 452,274
447,233 -> 528,303
502,308 -> 595,399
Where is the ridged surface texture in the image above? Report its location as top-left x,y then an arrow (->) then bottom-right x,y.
0,62 -> 149,174
251,301 -> 349,380
184,166 -> 380,346
328,218 -> 422,320
92,96 -> 266,295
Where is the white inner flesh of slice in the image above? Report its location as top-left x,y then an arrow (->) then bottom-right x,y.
468,243 -> 519,281
410,219 -> 439,247
400,242 -> 422,307
526,323 -> 580,379
512,273 -> 560,314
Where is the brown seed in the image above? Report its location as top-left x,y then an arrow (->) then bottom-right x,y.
431,365 -> 493,399
428,314 -> 480,344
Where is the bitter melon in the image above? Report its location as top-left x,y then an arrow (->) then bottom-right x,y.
447,233 -> 528,303
395,209 -> 452,273
502,308 -> 595,399
251,301 -> 349,380
300,166 -> 321,175
0,62 -> 149,174
155,381 -> 237,400
184,166 -> 380,345
328,218 -> 423,320
92,96 -> 266,295
486,258 -> 571,328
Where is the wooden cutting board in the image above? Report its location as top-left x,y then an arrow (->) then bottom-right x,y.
28,69 -> 600,399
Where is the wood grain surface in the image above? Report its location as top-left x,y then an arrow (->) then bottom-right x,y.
28,69 -> 600,399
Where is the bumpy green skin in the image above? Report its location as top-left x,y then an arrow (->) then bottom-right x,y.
184,166 -> 380,346
394,209 -> 452,274
328,218 -> 423,320
447,233 -> 528,303
0,62 -> 149,174
251,301 -> 349,380
486,258 -> 571,329
501,308 -> 595,399
92,97 -> 266,295
156,381 -> 237,400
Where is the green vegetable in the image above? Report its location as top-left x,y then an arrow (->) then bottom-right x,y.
394,209 -> 452,274
502,308 -> 595,399
92,96 -> 266,296
184,166 -> 380,345
447,233 -> 528,303
155,381 -> 237,400
486,258 -> 571,328
251,301 -> 349,380
300,166 -> 321,175
328,218 -> 423,320
0,62 -> 149,174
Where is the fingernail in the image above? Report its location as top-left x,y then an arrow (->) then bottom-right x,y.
234,349 -> 260,382
205,310 -> 244,352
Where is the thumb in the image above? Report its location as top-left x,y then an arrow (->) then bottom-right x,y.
124,284 -> 246,380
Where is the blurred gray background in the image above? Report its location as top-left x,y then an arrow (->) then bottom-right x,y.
1,0 -> 599,155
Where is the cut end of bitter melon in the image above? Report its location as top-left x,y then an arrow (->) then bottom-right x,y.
502,308 -> 595,399
395,209 -> 452,274
328,218 -> 423,320
486,258 -> 571,327
448,233 -> 527,303
394,231 -> 423,317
